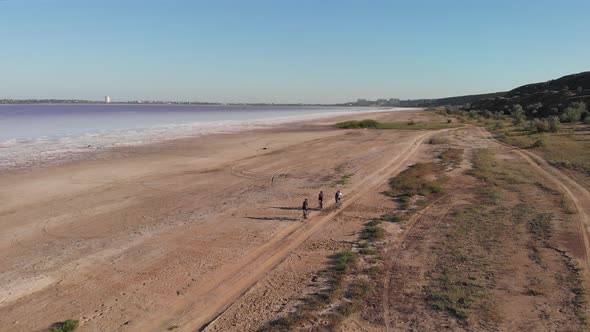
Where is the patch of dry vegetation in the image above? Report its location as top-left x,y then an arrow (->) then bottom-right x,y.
382,148 -> 462,221
450,112 -> 590,175
259,247 -> 376,331
425,149 -> 587,328
260,206 -> 391,331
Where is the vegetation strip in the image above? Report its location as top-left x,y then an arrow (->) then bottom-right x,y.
335,119 -> 461,130
425,148 -> 587,327
438,101 -> 590,174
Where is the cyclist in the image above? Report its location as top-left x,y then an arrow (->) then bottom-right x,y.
335,190 -> 343,208
302,198 -> 309,219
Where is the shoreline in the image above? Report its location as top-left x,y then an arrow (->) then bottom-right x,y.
0,108 -> 417,175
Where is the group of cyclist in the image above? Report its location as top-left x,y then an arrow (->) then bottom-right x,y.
302,189 -> 343,219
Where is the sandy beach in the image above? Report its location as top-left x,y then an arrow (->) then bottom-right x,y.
3,108 -> 590,332
0,109 -> 435,331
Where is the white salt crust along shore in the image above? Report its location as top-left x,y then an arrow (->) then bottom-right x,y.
0,108 -> 414,173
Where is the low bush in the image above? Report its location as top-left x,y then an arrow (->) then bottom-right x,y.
548,116 -> 560,132
363,225 -> 385,240
50,320 -> 79,332
335,119 -> 379,129
560,101 -> 587,123
527,117 -> 559,133
335,251 -> 357,273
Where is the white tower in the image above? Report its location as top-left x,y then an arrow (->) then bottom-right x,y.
105,96 -> 111,103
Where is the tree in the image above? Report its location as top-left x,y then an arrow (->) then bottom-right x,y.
560,101 -> 587,122
511,104 -> 524,118
511,104 -> 526,125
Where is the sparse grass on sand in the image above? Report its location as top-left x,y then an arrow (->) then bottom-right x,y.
426,149 -> 587,328
336,173 -> 353,185
381,148 -> 461,222
467,118 -> 590,174
335,119 -> 461,130
261,202 -> 392,331
260,250 -> 365,331
387,163 -> 446,197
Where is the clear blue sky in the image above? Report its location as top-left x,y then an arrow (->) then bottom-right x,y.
1,0 -> 589,103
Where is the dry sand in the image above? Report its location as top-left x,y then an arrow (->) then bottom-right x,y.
5,110 -> 589,332
0,110 -> 439,331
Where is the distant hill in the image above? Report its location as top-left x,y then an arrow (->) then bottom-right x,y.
507,71 -> 590,97
466,71 -> 590,118
345,92 -> 506,108
347,72 -> 590,118
428,92 -> 507,107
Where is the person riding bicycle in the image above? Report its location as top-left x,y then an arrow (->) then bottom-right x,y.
302,198 -> 309,219
318,191 -> 324,210
335,190 -> 343,208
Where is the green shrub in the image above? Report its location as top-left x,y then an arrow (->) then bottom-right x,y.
50,320 -> 79,332
527,118 -> 558,133
560,101 -> 587,123
335,119 -> 379,129
363,225 -> 385,240
511,104 -> 524,119
335,251 -> 357,273
430,184 -> 443,193
547,116 -> 560,132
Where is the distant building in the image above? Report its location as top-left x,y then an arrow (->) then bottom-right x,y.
105,96 -> 111,103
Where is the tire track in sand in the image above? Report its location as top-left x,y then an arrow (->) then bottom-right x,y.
132,130 -> 439,332
381,188 -> 468,331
